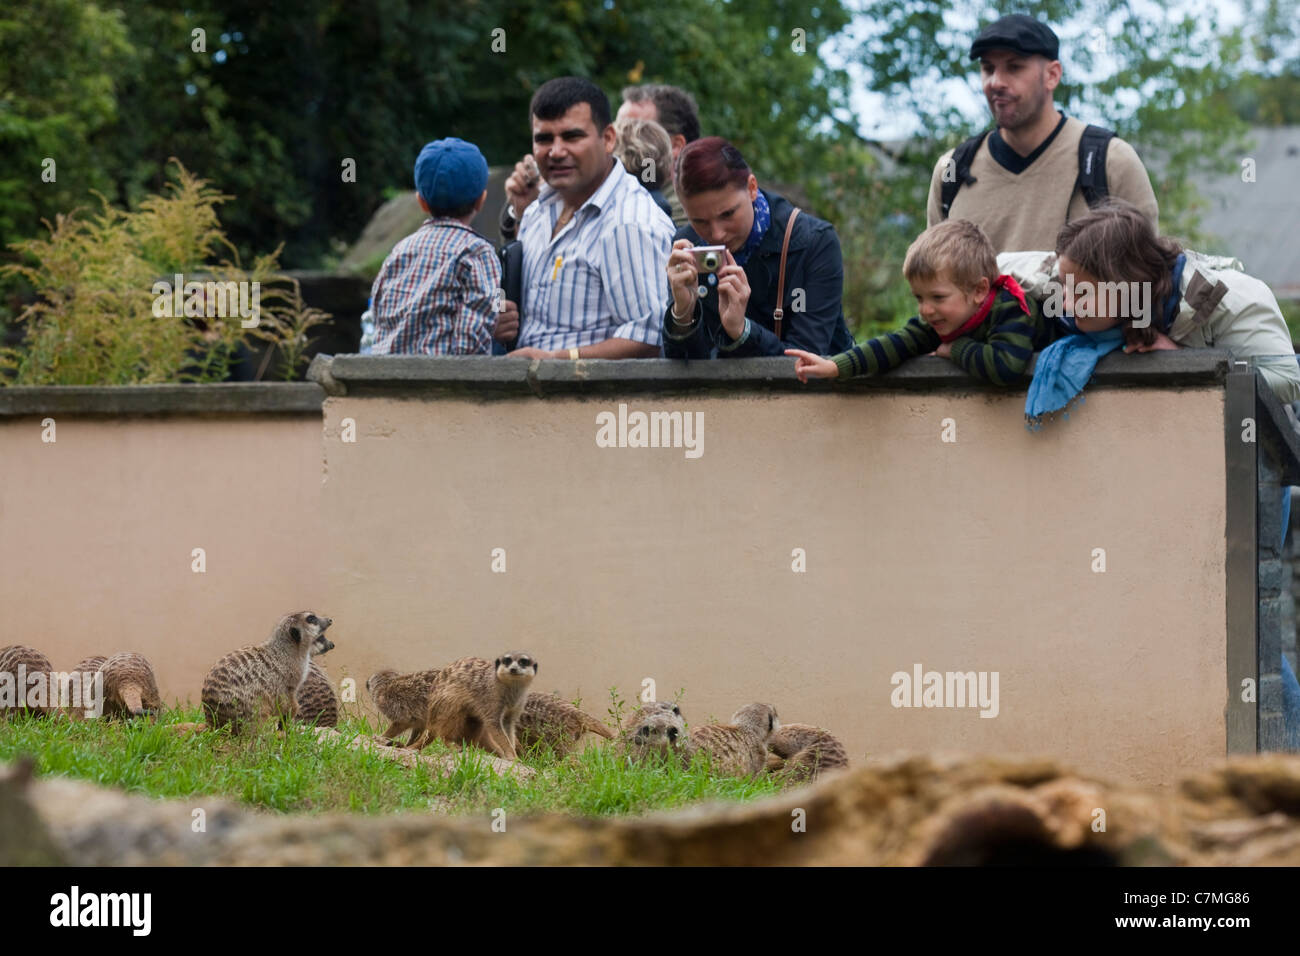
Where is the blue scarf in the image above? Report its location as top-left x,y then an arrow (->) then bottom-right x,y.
1025,327 -> 1125,430
733,191 -> 771,266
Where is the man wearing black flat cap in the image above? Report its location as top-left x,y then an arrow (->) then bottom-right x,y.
925,13 -> 1158,252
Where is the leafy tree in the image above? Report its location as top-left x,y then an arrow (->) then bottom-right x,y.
0,0 -> 133,251
40,0 -> 856,268
1222,0 -> 1300,124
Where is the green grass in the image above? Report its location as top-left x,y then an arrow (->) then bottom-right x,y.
0,707 -> 780,818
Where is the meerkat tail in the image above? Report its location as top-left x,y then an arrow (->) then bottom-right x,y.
583,716 -> 616,739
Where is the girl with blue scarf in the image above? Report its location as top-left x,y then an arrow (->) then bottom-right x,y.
1023,200 -> 1300,428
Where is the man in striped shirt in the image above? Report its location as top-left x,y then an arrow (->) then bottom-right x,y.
500,77 -> 674,360
370,137 -> 500,355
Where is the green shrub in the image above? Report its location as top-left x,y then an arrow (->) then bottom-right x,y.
0,159 -> 330,385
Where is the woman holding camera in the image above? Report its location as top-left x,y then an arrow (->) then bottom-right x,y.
662,137 -> 854,358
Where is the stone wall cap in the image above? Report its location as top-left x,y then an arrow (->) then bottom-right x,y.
0,350 -> 1235,413
0,382 -> 325,417
315,349 -> 1232,397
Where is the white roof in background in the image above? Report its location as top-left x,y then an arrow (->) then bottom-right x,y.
1189,126 -> 1300,298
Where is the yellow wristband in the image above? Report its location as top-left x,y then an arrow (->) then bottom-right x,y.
568,347 -> 581,360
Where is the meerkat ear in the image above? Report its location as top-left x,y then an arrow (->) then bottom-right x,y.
533,661 -> 539,674
289,625 -> 301,644
494,657 -> 501,668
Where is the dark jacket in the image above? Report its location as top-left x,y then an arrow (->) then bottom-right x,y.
661,190 -> 854,359
647,187 -> 673,220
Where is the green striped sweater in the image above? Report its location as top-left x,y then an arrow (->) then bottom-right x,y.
831,287 -> 1055,386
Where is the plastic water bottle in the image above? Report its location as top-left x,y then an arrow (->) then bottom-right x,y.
360,297 -> 375,354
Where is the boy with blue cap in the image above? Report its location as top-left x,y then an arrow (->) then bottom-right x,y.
370,137 -> 500,354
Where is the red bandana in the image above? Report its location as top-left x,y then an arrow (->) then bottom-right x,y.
938,274 -> 1030,343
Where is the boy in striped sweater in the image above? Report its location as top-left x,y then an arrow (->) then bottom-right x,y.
787,219 -> 1056,386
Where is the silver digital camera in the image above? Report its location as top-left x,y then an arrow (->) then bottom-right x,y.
690,245 -> 727,274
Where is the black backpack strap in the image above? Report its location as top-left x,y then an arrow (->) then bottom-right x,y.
939,129 -> 991,219
1076,125 -> 1115,207
496,239 -> 524,351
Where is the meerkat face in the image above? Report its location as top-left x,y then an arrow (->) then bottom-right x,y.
632,714 -> 682,750
279,611 -> 333,650
494,652 -> 538,685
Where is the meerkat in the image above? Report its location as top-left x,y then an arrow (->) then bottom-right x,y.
623,700 -> 686,734
407,652 -> 537,760
515,693 -> 614,756
681,702 -> 779,777
624,711 -> 688,765
295,638 -> 340,728
620,701 -> 688,765
70,655 -> 107,675
200,611 -> 334,733
619,701 -> 686,752
765,723 -> 849,783
0,645 -> 55,717
366,668 -> 443,745
58,656 -> 108,716
98,652 -> 163,719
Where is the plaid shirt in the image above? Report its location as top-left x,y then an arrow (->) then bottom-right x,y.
370,218 -> 500,355
516,161 -> 673,351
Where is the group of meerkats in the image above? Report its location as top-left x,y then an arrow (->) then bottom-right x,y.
1,610 -> 849,785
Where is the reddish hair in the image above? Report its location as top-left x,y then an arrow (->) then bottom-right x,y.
674,136 -> 751,198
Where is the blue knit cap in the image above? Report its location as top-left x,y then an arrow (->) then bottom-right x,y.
414,138 -> 488,209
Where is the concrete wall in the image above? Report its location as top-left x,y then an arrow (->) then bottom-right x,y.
316,362 -> 1228,787
0,356 -> 1248,786
0,385 -> 328,704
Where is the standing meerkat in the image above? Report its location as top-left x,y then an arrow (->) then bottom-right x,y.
515,693 -> 614,756
98,652 -> 163,719
682,702 -> 779,777
296,640 -> 340,728
295,663 -> 338,728
0,646 -> 55,717
765,723 -> 848,783
407,652 -> 537,760
201,611 -> 334,733
366,668 -> 443,746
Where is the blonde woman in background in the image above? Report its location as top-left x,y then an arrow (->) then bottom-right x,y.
613,116 -> 675,220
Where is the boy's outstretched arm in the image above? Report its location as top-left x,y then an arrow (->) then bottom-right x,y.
830,317 -> 941,378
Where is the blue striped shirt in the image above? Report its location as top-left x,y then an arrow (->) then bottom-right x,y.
516,161 -> 674,351
370,218 -> 500,355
